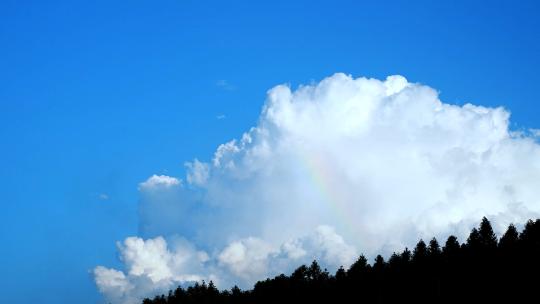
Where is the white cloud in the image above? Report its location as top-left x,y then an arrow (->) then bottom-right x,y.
120,237 -> 173,282
185,159 -> 210,186
303,225 -> 358,267
218,237 -> 276,280
96,73 -> 540,302
94,236 -> 211,304
216,225 -> 357,285
94,266 -> 133,300
178,73 -> 540,253
95,226 -> 357,303
138,175 -> 181,191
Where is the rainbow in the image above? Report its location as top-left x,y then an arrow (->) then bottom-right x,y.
297,150 -> 359,235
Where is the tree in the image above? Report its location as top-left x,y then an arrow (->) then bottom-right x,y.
499,224 -> 519,250
291,264 -> 308,282
401,247 -> 411,263
373,255 -> 385,272
466,228 -> 481,249
478,217 -> 498,249
208,280 -> 219,299
520,219 -> 540,249
307,260 -> 329,281
428,238 -> 441,258
231,285 -> 242,297
347,255 -> 369,277
442,232 -> 461,292
335,266 -> 346,282
413,239 -> 428,263
443,235 -> 460,257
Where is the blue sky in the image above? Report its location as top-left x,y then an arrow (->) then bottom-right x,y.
1,1 -> 540,303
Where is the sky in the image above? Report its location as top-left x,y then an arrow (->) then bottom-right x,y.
1,1 -> 540,303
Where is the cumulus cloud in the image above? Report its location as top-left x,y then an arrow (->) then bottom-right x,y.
95,226 -> 357,303
185,159 -> 210,186
94,266 -> 133,301
138,175 -> 181,191
218,237 -> 276,280
94,236 -> 211,304
217,225 -> 357,285
95,73 -> 540,303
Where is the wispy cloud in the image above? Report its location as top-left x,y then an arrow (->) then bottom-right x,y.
216,80 -> 236,91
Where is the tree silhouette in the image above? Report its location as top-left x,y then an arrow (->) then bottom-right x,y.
428,238 -> 441,257
373,254 -> 385,272
520,219 -> 540,250
141,217 -> 540,304
499,224 -> 519,250
335,266 -> 346,282
412,239 -> 427,263
443,235 -> 459,255
478,217 -> 498,249
466,227 -> 481,250
400,247 -> 411,263
347,255 -> 368,276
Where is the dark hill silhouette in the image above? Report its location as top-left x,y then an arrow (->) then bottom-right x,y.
142,217 -> 540,304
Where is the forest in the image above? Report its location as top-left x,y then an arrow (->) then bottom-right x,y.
142,217 -> 540,304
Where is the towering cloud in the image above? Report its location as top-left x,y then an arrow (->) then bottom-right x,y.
95,73 -> 540,303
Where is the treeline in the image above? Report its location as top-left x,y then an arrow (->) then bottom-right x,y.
143,217 -> 540,304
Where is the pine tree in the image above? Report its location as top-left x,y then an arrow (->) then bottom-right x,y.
520,219 -> 540,249
373,255 -> 385,272
347,255 -> 369,278
443,235 -> 460,252
307,260 -> 329,281
466,227 -> 481,250
413,239 -> 428,263
428,238 -> 441,257
388,252 -> 399,264
499,224 -> 519,250
401,247 -> 411,263
291,265 -> 308,281
478,217 -> 498,249
335,266 -> 346,282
